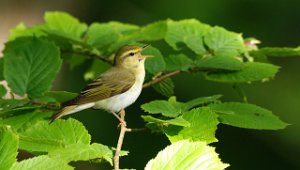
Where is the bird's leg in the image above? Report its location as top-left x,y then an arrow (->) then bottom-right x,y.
111,111 -> 127,127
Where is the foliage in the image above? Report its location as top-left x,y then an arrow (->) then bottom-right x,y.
0,11 -> 297,169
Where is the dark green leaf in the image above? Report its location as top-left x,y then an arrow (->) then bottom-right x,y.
250,47 -> 300,58
165,19 -> 211,55
204,26 -> 245,57
152,78 -> 174,97
142,115 -> 190,127
0,58 -> 4,80
0,84 -> 7,97
210,102 -> 288,129
164,107 -> 219,143
45,91 -> 78,103
205,62 -> 279,83
143,46 -> 166,74
4,37 -> 61,97
0,126 -> 19,170
0,99 -> 27,114
165,54 -> 193,71
195,55 -> 244,71
185,95 -> 222,109
145,140 -> 229,170
84,60 -> 112,80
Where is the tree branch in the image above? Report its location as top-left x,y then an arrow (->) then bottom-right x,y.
113,109 -> 127,170
142,70 -> 181,89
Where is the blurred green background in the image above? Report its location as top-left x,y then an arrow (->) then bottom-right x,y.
1,0 -> 300,169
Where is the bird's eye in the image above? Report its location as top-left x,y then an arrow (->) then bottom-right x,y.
129,52 -> 135,56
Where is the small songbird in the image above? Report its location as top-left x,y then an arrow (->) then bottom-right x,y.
50,45 -> 149,123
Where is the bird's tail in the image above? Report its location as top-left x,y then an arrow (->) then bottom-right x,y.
49,105 -> 77,124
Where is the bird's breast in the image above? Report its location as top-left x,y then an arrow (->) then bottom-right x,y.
93,69 -> 145,112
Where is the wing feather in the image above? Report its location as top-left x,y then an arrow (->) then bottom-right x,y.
63,68 -> 135,106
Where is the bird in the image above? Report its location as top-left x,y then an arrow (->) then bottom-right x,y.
50,45 -> 149,123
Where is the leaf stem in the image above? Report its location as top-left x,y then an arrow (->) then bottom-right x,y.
142,70 -> 181,89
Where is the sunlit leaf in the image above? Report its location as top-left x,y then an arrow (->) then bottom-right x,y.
145,140 -> 229,170
0,126 -> 19,170
165,19 -> 211,55
204,26 -> 245,57
11,155 -> 73,170
164,107 -> 219,143
49,143 -> 114,165
19,118 -> 91,152
44,11 -> 87,40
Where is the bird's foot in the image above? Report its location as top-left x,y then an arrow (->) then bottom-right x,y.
112,111 -> 127,127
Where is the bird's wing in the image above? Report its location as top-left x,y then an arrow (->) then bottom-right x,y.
63,68 -> 135,106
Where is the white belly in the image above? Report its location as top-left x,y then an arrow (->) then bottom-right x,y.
93,81 -> 143,112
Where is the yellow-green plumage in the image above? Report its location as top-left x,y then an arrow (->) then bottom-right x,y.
50,45 -> 147,122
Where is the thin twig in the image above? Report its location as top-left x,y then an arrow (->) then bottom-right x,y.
142,70 -> 181,89
114,109 -> 127,170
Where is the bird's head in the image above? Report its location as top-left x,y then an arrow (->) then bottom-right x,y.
114,45 -> 149,71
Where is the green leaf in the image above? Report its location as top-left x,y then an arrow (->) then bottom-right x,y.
185,95 -> 222,109
165,19 -> 211,55
205,62 -> 279,83
4,37 -> 62,97
8,23 -> 46,41
19,118 -> 91,152
204,26 -> 245,57
145,140 -> 229,170
11,155 -> 73,170
152,78 -> 174,97
0,111 -> 52,132
164,108 -> 219,143
0,126 -> 19,170
84,59 -> 112,80
87,22 -> 139,52
45,91 -> 78,103
194,55 -> 244,71
141,97 -> 187,117
250,47 -> 300,58
63,53 -> 87,70
0,84 -> 7,97
49,143 -> 114,165
165,54 -> 193,71
143,46 -> 166,74
142,115 -> 190,127
141,21 -> 167,41
0,99 -> 27,114
44,11 -> 87,40
210,102 -> 288,129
